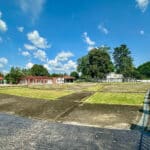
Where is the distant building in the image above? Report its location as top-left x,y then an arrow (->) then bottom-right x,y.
64,76 -> 75,83
51,76 -> 75,84
106,72 -> 123,82
19,76 -> 75,85
0,76 -> 3,84
19,76 -> 52,85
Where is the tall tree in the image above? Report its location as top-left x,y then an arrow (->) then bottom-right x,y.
31,64 -> 49,76
137,61 -> 150,79
5,67 -> 23,84
70,71 -> 79,79
113,44 -> 134,77
77,55 -> 90,79
78,47 -> 114,79
22,68 -> 31,76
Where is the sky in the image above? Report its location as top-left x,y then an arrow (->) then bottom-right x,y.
0,0 -> 150,74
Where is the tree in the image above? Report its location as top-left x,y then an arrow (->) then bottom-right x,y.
5,67 -> 23,84
70,71 -> 79,79
113,44 -> 134,77
50,73 -> 66,77
137,61 -> 150,79
22,68 -> 31,76
77,55 -> 90,79
77,47 -> 114,79
31,64 -> 49,76
0,72 -> 4,77
130,68 -> 142,79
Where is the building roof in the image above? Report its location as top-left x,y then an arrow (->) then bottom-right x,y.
0,76 -> 3,80
63,76 -> 75,79
21,76 -> 52,80
21,76 -> 75,80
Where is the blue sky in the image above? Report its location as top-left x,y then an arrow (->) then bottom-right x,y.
0,0 -> 150,74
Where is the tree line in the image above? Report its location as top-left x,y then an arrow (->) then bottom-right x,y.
77,44 -> 150,80
0,44 -> 150,84
0,64 -> 68,84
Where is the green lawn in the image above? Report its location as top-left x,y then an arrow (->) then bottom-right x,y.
96,83 -> 150,93
0,87 -> 72,100
85,92 -> 145,105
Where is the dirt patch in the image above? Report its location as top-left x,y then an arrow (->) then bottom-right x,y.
0,92 -> 92,121
59,104 -> 142,129
0,93 -> 142,129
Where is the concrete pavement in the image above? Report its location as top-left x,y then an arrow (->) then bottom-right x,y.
0,113 -> 150,150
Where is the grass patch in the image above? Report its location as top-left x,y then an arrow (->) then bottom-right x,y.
84,84 -> 103,91
97,83 -> 150,93
0,87 -> 72,100
85,92 -> 145,105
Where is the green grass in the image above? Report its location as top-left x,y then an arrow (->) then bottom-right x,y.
96,82 -> 150,93
85,92 -> 145,105
0,82 -> 149,104
0,87 -> 72,100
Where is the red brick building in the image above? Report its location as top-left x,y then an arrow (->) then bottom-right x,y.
19,76 -> 52,85
19,76 -> 75,85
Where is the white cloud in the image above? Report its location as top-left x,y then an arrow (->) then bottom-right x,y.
18,0 -> 46,22
27,30 -> 50,49
17,26 -> 24,32
44,51 -> 76,73
0,12 -> 7,32
48,59 -> 59,67
0,57 -> 8,68
64,60 -> 77,71
43,64 -> 51,71
47,51 -> 74,68
34,49 -> 47,62
23,30 -> 51,63
0,20 -> 7,32
24,44 -> 37,50
83,32 -> 96,51
56,51 -> 74,62
22,51 -> 30,57
26,62 -> 34,69
136,0 -> 149,12
0,57 -> 8,65
140,30 -> 145,35
87,46 -> 95,51
46,60 -> 77,73
98,25 -> 109,35
83,32 -> 95,45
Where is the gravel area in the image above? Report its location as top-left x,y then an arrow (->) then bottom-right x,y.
0,113 -> 150,150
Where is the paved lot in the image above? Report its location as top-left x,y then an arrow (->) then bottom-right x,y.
0,113 -> 150,150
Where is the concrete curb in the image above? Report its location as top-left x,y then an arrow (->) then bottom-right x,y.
136,90 -> 150,131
